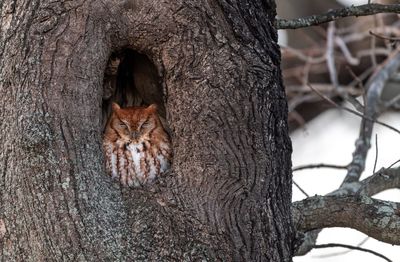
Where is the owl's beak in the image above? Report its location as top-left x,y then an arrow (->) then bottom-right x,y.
131,131 -> 140,140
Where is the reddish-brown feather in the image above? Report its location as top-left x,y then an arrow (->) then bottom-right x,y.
103,103 -> 172,187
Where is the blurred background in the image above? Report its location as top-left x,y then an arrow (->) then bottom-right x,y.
277,0 -> 400,261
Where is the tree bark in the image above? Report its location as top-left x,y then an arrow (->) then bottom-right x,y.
0,0 -> 293,261
293,195 -> 400,245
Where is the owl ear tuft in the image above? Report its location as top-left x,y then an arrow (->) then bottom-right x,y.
112,102 -> 121,112
147,104 -> 158,113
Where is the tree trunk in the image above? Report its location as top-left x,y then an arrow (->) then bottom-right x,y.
0,0 -> 293,261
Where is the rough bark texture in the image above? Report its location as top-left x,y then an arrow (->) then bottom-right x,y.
0,0 -> 293,261
293,166 -> 400,254
293,195 -> 400,245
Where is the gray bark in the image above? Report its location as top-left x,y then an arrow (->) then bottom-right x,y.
0,0 -> 293,261
293,195 -> 400,245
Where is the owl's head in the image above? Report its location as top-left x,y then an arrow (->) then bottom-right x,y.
110,103 -> 160,143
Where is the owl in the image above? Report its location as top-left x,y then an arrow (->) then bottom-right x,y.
103,103 -> 172,187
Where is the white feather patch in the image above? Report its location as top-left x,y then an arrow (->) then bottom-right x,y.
127,143 -> 145,180
109,145 -> 118,178
157,154 -> 169,174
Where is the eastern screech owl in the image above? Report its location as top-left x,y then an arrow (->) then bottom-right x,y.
103,103 -> 172,187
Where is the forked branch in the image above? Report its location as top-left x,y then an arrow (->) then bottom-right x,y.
342,51 -> 400,186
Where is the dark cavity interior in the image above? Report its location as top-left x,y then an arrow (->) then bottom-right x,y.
102,49 -> 165,130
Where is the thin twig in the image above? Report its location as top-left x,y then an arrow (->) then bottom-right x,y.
387,158 -> 400,169
342,26 -> 400,43
346,65 -> 364,89
342,51 -> 400,185
314,237 -> 370,258
347,66 -> 373,88
288,110 -> 306,128
313,243 -> 392,262
326,22 -> 339,89
383,92 -> 400,108
373,134 -> 378,174
344,66 -> 365,113
357,48 -> 392,58
281,46 -> 326,64
293,180 -> 310,197
307,83 -> 400,134
293,163 -> 348,172
370,30 -> 400,41
335,36 -> 359,65
286,84 -> 361,95
277,4 -> 400,30
371,29 -> 378,68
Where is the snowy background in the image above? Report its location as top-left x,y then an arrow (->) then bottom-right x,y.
286,1 -> 400,261
291,108 -> 400,262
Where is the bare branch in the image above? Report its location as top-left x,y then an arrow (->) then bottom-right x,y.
383,92 -> 400,109
313,243 -> 392,262
357,48 -> 392,58
387,158 -> 400,169
284,8 -> 400,257
335,36 -> 359,66
358,167 -> 400,196
293,195 -> 400,245
281,46 -> 326,64
285,84 -> 361,95
295,166 -> 400,255
342,51 -> 400,185
277,4 -> 400,30
342,26 -> 400,43
293,180 -> 310,197
293,163 -> 348,172
288,110 -> 306,128
373,134 -> 378,174
313,237 -> 369,258
326,22 -> 339,89
370,30 -> 400,41
307,83 -> 400,135
297,63 -> 400,254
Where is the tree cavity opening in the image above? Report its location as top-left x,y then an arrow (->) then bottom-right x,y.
102,48 -> 165,130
